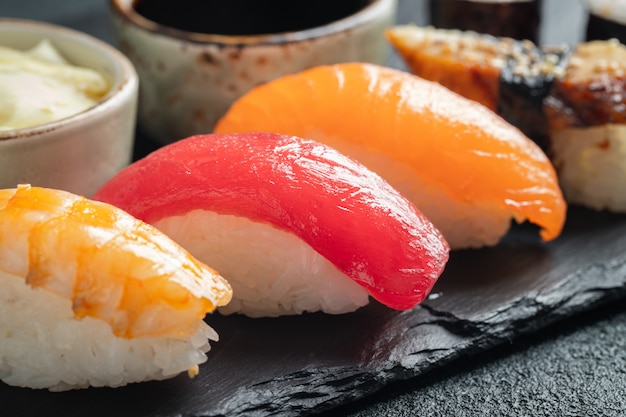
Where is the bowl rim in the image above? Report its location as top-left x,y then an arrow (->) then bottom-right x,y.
0,18 -> 138,142
109,0 -> 396,45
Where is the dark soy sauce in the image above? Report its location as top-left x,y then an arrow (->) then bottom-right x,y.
429,0 -> 541,43
133,0 -> 374,35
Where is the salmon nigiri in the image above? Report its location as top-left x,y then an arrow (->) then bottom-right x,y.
94,132 -> 450,317
214,62 -> 567,249
0,184 -> 232,390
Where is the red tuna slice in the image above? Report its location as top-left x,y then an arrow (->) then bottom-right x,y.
94,132 -> 449,315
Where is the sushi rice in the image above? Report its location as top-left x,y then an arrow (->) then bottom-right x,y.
0,269 -> 216,391
154,210 -> 371,318
551,124 -> 626,212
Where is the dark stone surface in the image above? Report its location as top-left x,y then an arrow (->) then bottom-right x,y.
323,300 -> 626,417
2,206 -> 625,417
2,1 -> 625,417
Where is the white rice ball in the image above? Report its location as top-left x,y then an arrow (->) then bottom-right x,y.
0,270 -> 216,391
551,124 -> 626,212
154,210 -> 371,318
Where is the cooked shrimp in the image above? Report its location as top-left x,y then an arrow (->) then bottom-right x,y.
0,184 -> 232,339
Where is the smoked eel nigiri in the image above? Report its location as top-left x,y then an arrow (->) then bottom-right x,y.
387,25 -> 626,212
0,184 -> 232,391
94,132 -> 450,317
214,63 -> 567,249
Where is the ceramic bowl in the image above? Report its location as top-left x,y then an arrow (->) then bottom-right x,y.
0,19 -> 138,198
110,0 -> 397,144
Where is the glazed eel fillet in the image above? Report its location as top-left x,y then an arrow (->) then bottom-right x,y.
387,25 -> 626,212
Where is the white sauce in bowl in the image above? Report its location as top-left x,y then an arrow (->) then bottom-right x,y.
0,39 -> 109,131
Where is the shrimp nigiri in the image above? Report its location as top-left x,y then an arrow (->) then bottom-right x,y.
94,132 -> 450,317
0,184 -> 232,391
214,62 -> 567,249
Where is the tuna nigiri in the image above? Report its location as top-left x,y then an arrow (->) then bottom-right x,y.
0,184 -> 232,391
214,63 -> 567,249
94,132 -> 450,317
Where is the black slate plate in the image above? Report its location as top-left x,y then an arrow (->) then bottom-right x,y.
3,205 -> 626,417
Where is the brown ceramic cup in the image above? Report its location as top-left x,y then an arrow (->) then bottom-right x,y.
109,0 -> 397,144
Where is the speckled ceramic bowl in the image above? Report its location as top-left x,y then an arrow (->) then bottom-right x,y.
0,19 -> 138,198
110,0 -> 397,144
